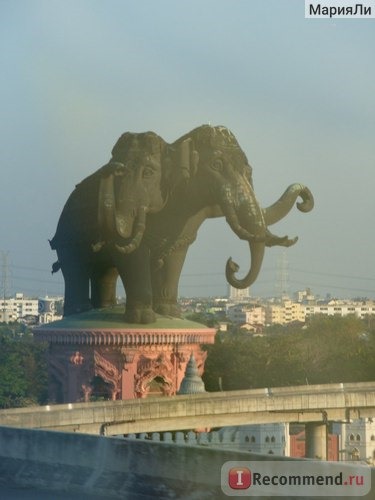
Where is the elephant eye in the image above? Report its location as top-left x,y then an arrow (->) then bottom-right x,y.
143,166 -> 154,178
211,158 -> 224,172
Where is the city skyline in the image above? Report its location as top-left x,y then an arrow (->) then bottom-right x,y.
1,1 -> 374,300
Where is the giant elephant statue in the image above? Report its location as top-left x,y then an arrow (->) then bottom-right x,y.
50,131 -> 171,323
51,125 -> 314,323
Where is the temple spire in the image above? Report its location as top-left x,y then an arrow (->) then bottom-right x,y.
177,353 -> 206,394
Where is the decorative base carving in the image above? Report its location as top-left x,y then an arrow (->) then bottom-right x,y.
34,311 -> 215,404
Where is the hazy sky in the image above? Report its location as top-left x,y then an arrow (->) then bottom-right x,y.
1,0 -> 374,300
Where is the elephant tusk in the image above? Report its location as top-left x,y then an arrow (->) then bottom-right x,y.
92,241 -> 106,252
115,242 -> 136,254
265,230 -> 298,248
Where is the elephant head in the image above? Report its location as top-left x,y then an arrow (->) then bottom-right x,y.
169,125 -> 314,289
92,131 -> 167,254
50,131 -> 168,262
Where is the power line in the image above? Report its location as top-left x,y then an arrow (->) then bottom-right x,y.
9,264 -> 53,273
289,267 -> 375,282
11,274 -> 64,286
289,279 -> 375,295
9,261 -> 375,284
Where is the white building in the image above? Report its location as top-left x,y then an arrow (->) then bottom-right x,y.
38,296 -> 63,324
226,304 -> 265,328
0,293 -> 63,324
265,300 -> 306,325
228,285 -> 250,302
338,418 -> 375,464
0,293 -> 39,322
304,300 -> 375,320
217,424 -> 289,456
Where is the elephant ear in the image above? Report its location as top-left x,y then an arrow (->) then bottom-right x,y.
164,137 -> 199,194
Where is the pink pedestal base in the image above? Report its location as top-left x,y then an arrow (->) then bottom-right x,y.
34,314 -> 216,403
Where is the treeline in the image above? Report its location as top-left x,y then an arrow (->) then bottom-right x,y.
0,323 -> 48,408
1,315 -> 374,408
202,316 -> 375,391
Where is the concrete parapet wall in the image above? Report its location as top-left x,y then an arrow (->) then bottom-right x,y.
0,426 -> 261,499
0,426 -> 373,499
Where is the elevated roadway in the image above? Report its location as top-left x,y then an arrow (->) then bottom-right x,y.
1,381 -> 374,436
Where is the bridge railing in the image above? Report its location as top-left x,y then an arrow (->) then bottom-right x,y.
1,381 -> 374,418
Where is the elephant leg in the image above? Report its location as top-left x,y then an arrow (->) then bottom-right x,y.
152,246 -> 189,317
91,265 -> 118,308
113,244 -> 156,324
151,208 -> 212,317
60,254 -> 92,315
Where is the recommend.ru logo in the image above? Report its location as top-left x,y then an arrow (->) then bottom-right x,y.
222,461 -> 371,496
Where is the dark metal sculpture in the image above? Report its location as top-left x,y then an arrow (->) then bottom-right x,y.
51,125 -> 314,323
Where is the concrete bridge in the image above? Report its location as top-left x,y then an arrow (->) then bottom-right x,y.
1,381 -> 374,459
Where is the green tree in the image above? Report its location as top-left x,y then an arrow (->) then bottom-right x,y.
203,316 -> 375,391
0,325 -> 48,408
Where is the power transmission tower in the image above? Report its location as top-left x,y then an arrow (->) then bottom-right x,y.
275,250 -> 289,300
1,251 -> 11,321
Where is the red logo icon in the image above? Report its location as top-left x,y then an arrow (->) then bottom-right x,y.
228,467 -> 252,489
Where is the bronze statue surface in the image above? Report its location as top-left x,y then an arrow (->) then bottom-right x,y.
50,125 -> 314,323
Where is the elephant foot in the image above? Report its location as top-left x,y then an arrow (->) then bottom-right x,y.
63,302 -> 93,316
124,305 -> 156,324
154,302 -> 181,318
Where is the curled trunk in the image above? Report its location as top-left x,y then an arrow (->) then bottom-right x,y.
93,163 -> 149,254
221,181 -> 267,289
115,206 -> 147,254
225,239 -> 266,288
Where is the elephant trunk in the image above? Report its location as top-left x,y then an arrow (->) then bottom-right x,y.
115,206 -> 147,254
263,183 -> 314,226
93,163 -> 147,254
226,239 -> 265,289
221,180 -> 267,288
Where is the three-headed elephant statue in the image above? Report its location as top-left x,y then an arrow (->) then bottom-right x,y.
51,125 -> 314,323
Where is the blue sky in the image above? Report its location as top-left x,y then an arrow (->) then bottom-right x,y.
1,0 -> 374,299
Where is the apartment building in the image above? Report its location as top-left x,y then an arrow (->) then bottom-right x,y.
0,293 -> 62,324
0,293 -> 39,322
304,300 -> 375,320
226,303 -> 265,327
226,295 -> 375,328
265,300 -> 306,325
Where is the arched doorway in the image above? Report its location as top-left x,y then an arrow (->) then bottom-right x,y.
90,375 -> 113,401
146,376 -> 167,397
49,375 -> 64,404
